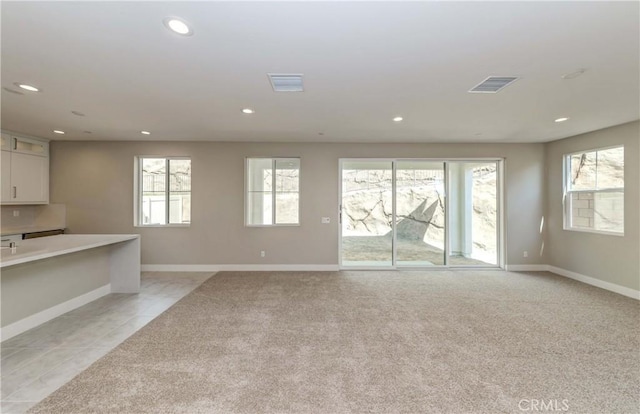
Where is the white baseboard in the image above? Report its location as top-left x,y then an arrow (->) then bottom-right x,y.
546,265 -> 640,300
1,284 -> 111,342
507,264 -> 639,300
141,264 -> 340,272
505,264 -> 548,272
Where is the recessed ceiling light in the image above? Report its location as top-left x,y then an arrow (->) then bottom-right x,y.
141,131 -> 151,135
393,116 -> 403,122
562,69 -> 587,80
14,83 -> 40,92
242,108 -> 255,114
555,117 -> 569,123
53,130 -> 65,134
163,18 -> 193,36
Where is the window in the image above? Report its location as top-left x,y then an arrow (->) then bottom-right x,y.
136,157 -> 191,226
564,146 -> 624,234
246,158 -> 300,226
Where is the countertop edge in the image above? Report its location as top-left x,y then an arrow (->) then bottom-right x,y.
1,234 -> 140,268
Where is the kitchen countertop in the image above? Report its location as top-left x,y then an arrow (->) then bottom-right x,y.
1,225 -> 65,237
0,234 -> 140,268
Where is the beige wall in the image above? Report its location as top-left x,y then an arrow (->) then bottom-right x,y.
50,141 -> 546,267
545,121 -> 640,290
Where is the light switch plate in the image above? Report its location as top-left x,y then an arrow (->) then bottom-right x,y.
321,217 -> 330,224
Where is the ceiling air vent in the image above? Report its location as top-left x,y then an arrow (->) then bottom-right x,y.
469,76 -> 519,93
268,74 -> 304,92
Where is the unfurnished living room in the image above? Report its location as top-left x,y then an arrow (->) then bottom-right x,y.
0,1 -> 638,413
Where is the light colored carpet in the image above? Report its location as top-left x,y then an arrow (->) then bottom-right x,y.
29,270 -> 639,413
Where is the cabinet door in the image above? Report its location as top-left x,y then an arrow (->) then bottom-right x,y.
10,152 -> 48,203
1,150 -> 11,202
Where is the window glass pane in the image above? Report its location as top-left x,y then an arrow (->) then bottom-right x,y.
396,161 -> 445,266
263,170 -> 273,192
275,193 -> 299,224
138,157 -> 191,227
246,158 -> 299,225
471,163 -> 498,264
569,151 -> 596,190
565,146 -> 623,234
169,159 -> 191,224
247,159 -> 274,225
274,159 -> 300,224
341,162 -> 393,266
141,158 -> 166,225
275,159 -> 300,192
569,192 -> 594,229
247,192 -> 273,225
594,191 -> 624,233
247,159 -> 273,192
447,162 -> 497,266
596,147 -> 624,189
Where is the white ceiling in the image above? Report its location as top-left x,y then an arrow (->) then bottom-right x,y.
1,1 -> 638,143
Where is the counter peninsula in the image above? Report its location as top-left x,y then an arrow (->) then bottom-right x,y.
1,234 -> 140,341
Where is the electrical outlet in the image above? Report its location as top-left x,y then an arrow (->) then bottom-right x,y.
260,250 -> 266,258
523,251 -> 528,258
321,217 -> 330,224
13,210 -> 19,217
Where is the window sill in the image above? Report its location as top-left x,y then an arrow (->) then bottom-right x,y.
246,224 -> 300,228
135,224 -> 191,228
563,227 -> 624,237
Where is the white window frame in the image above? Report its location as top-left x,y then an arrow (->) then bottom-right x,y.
563,145 -> 624,236
245,157 -> 300,227
134,156 -> 191,227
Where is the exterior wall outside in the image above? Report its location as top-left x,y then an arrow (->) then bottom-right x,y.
50,141 -> 546,267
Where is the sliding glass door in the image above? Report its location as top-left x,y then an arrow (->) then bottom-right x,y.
395,161 -> 446,266
448,162 -> 499,266
340,159 -> 501,268
340,161 -> 393,267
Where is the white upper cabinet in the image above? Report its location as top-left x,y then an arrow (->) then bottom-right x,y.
1,132 -> 50,205
1,150 -> 11,201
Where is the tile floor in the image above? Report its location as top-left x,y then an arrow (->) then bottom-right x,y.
0,272 -> 213,414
